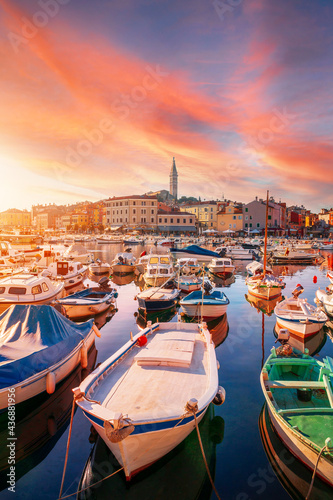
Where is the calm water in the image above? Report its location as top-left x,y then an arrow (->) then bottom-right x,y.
0,243 -> 332,500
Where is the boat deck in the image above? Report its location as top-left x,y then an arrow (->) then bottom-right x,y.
92,329 -> 209,422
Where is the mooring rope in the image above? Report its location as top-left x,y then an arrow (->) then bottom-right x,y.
193,412 -> 221,500
305,443 -> 327,500
58,397 -> 76,499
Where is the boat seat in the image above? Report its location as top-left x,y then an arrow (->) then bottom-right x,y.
265,380 -> 325,389
300,301 -> 312,317
134,332 -> 196,368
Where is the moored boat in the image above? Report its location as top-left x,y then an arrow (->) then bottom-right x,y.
56,285 -> 117,320
0,304 -> 100,411
41,260 -> 88,291
207,257 -> 235,278
89,260 -> 111,276
0,273 -> 64,313
143,254 -> 175,287
73,319 -> 224,481
136,287 -> 180,312
180,282 -> 229,320
274,285 -> 327,338
315,287 -> 333,317
111,250 -> 136,275
260,345 -> 333,487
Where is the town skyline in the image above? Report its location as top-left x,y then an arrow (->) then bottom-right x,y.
0,1 -> 332,213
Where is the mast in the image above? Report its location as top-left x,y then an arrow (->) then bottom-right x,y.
263,190 -> 269,276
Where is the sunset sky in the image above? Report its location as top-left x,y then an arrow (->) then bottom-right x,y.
0,0 -> 332,212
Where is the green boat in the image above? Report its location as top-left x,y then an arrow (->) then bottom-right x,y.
260,346 -> 333,487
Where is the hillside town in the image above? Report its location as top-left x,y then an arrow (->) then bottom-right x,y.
1,159 -> 332,238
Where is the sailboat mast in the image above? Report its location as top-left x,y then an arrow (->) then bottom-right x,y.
263,190 -> 269,276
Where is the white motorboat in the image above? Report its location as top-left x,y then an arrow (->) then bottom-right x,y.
246,261 -> 272,276
274,286 -> 327,339
218,246 -> 256,260
56,285 -> 117,320
0,274 -> 64,314
143,254 -> 175,287
73,319 -> 224,480
62,243 -> 93,264
207,258 -> 235,277
41,260 -> 88,291
175,275 -> 203,293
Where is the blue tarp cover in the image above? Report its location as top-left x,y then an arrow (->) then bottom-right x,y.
170,245 -> 220,257
0,305 -> 93,389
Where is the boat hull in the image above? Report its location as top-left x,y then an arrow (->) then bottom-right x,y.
247,284 -> 283,300
0,327 -> 96,411
83,406 -> 208,480
112,264 -> 135,275
263,389 -> 333,487
180,303 -> 228,320
143,276 -> 175,287
137,297 -> 178,312
275,317 -> 325,338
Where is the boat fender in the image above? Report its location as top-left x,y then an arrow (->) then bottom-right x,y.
47,416 -> 57,437
313,275 -> 317,283
92,324 -> 101,337
46,371 -> 56,394
212,386 -> 226,406
114,292 -> 118,298
137,335 -> 147,347
104,420 -> 135,443
81,344 -> 88,368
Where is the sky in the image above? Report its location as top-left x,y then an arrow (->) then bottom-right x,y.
0,0 -> 332,212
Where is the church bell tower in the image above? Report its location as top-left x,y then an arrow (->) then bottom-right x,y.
169,157 -> 178,200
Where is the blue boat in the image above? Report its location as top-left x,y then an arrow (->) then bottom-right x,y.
56,286 -> 117,320
180,285 -> 230,320
0,304 -> 98,411
170,245 -> 221,262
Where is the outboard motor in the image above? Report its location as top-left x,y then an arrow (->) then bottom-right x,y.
203,281 -> 213,295
98,276 -> 111,289
292,284 -> 304,298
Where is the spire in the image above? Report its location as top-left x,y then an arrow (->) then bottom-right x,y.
169,157 -> 178,200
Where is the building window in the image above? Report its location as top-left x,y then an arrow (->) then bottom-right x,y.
133,209 -> 136,214
245,216 -> 248,220
133,217 -> 136,222
257,223 -> 260,227
183,219 -> 186,223
245,208 -> 248,212
249,223 -> 252,227
238,216 -> 242,220
133,201 -> 136,205
170,218 -> 173,223
268,215 -> 272,220
177,218 -> 180,223
245,223 -> 248,228
233,215 -> 236,220
151,209 -> 154,214
151,218 -> 154,223
159,218 -> 162,223
250,215 -> 252,219
164,218 -> 167,223
189,219 -> 193,223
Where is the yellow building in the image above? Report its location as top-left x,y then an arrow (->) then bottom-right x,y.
0,209 -> 31,228
72,212 -> 89,229
217,203 -> 243,233
182,202 -> 219,230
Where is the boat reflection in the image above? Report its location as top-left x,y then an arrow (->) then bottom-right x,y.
94,305 -> 117,330
77,405 -> 224,500
245,293 -> 283,316
207,313 -> 229,348
135,306 -> 178,330
259,403 -> 332,500
111,273 -> 135,286
0,345 -> 97,489
209,274 -> 235,287
274,324 -> 327,356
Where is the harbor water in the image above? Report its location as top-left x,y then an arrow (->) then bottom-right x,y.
0,243 -> 332,500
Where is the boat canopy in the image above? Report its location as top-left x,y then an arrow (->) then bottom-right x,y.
171,245 -> 220,257
0,304 -> 93,389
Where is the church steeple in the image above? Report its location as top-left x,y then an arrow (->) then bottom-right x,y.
169,157 -> 178,200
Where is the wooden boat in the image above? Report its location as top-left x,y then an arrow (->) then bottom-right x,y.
0,273 -> 64,314
56,286 -> 117,319
175,258 -> 201,275
246,260 -> 272,276
274,286 -> 327,338
77,405 -> 223,500
41,260 -> 88,291
136,287 -> 180,312
73,320 -> 224,481
179,283 -> 229,320
89,260 -> 111,276
175,275 -> 202,293
315,287 -> 333,317
0,304 -> 100,411
268,249 -> 322,265
143,254 -> 175,287
207,257 -> 235,278
259,403 -> 333,500
260,346 -> 333,487
111,250 -> 136,275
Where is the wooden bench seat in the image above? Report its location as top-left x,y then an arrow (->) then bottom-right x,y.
265,380 -> 325,389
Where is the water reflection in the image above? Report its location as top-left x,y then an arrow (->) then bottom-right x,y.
208,314 -> 229,348
209,274 -> 235,288
135,306 -> 178,330
77,405 -> 224,500
0,345 -> 97,490
111,273 -> 135,286
245,293 -> 283,316
273,324 -> 327,356
259,403 -> 332,500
